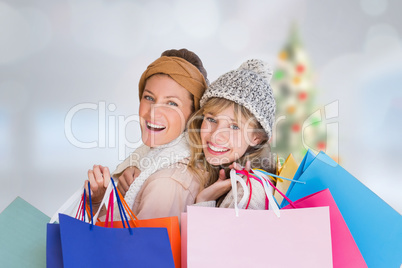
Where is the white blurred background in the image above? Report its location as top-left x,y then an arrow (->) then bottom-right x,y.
0,0 -> 401,216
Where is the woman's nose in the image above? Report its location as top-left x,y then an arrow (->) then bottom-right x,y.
149,104 -> 164,119
211,124 -> 230,146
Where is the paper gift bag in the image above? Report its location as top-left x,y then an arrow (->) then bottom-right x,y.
285,151 -> 402,268
50,180 -> 175,267
0,197 -> 50,268
46,223 -> 63,268
186,206 -> 332,268
181,213 -> 188,268
47,184 -> 93,268
95,183 -> 181,268
282,189 -> 367,268
273,154 -> 298,204
97,216 -> 181,268
281,149 -> 316,208
59,214 -> 175,267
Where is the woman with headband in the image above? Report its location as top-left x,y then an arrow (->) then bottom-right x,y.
84,49 -> 209,222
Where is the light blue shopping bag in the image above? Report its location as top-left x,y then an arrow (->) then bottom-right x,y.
0,197 -> 50,268
284,151 -> 402,268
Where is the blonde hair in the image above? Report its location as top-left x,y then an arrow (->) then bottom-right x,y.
187,98 -> 276,188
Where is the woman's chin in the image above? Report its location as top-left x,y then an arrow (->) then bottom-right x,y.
206,157 -> 229,167
141,136 -> 177,148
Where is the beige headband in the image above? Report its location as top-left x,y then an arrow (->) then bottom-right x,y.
138,56 -> 207,110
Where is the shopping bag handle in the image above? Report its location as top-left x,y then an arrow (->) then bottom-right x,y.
110,179 -> 133,234
91,180 -> 114,223
101,181 -> 140,228
236,169 -> 281,217
89,178 -> 140,230
50,184 -> 99,223
253,168 -> 306,184
235,169 -> 268,210
86,181 -> 94,229
250,169 -> 298,209
104,190 -> 114,228
50,186 -> 85,223
229,169 -> 250,217
84,179 -> 133,234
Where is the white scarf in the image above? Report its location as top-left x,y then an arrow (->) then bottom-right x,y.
112,133 -> 191,209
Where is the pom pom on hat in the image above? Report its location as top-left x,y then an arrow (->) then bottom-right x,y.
238,59 -> 273,84
200,59 -> 276,140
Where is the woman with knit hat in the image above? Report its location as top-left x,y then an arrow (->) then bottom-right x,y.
85,49 -> 209,222
187,59 -> 277,209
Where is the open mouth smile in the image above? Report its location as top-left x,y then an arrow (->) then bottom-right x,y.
146,121 -> 166,132
207,142 -> 230,155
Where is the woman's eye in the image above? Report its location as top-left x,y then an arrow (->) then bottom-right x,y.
167,101 -> 178,107
206,117 -> 216,123
144,95 -> 154,101
230,124 -> 240,130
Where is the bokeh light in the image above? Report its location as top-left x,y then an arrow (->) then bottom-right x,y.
0,3 -> 52,64
360,0 -> 388,16
175,0 -> 220,39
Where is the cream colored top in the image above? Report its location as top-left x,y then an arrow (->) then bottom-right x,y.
109,133 -> 204,224
130,161 -> 201,222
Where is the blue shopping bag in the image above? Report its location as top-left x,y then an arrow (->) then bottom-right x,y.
58,214 -> 174,267
49,180 -> 175,268
280,149 -> 316,207
46,223 -> 63,268
284,151 -> 402,268
47,185 -> 90,268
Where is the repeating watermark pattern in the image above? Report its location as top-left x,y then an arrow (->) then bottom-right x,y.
303,100 -> 339,157
64,100 -> 339,162
64,101 -> 142,160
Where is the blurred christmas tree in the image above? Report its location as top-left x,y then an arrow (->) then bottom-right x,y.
271,24 -> 338,165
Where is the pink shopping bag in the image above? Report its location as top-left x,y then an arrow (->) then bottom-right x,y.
185,206 -> 333,268
282,189 -> 367,268
181,213 -> 187,268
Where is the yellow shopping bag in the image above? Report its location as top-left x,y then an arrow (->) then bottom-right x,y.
274,154 -> 299,204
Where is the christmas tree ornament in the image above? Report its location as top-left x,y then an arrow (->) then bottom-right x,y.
299,92 -> 308,100
279,51 -> 287,60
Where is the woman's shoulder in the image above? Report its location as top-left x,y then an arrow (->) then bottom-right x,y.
147,160 -> 200,189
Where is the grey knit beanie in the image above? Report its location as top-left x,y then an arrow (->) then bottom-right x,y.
200,59 -> 276,140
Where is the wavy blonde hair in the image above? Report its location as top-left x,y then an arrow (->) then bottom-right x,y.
187,97 -> 276,189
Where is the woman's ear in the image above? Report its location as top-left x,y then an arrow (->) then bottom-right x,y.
249,134 -> 261,147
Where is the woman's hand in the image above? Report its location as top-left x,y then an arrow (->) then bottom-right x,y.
117,166 -> 141,196
229,160 -> 251,172
84,165 -> 111,204
195,161 -> 252,203
196,169 -> 232,203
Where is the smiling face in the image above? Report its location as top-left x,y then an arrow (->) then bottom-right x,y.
200,104 -> 261,166
139,74 -> 193,147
